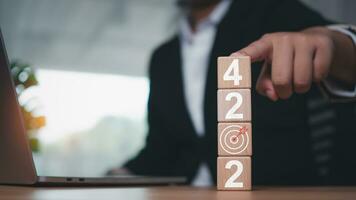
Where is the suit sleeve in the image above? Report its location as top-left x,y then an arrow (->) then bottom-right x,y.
261,0 -> 333,33
124,49 -> 177,176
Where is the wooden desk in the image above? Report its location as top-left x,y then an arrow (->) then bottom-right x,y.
0,186 -> 355,200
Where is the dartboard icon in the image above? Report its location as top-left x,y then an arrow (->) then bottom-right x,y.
219,124 -> 250,155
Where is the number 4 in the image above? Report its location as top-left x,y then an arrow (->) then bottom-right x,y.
223,59 -> 243,86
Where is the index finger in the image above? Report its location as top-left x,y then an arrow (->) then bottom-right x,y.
231,38 -> 273,62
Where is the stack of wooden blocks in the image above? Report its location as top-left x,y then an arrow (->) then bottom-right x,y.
217,56 -> 252,191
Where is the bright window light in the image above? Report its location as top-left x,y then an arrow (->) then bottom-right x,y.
26,69 -> 149,144
19,69 -> 150,176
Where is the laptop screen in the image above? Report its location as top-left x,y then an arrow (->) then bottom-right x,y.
0,30 -> 37,184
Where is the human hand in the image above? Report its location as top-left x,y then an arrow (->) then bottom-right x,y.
231,27 -> 356,101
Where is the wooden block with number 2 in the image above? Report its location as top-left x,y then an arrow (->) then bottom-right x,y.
218,56 -> 251,89
218,89 -> 251,122
217,157 -> 251,190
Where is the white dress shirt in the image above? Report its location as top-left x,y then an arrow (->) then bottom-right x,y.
178,0 -> 356,187
180,0 -> 232,187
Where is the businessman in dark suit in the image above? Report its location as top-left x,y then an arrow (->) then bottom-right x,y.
111,0 -> 356,185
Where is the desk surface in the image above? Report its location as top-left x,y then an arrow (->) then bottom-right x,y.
0,186 -> 355,200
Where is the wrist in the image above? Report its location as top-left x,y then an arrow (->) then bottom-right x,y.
328,28 -> 356,84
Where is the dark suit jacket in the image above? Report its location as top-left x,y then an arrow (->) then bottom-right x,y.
125,0 -> 356,185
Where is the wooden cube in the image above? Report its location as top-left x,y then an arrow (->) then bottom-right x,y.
217,89 -> 251,122
218,123 -> 252,156
218,56 -> 251,89
217,157 -> 251,190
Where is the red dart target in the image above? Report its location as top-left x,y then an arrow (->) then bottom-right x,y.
219,125 -> 249,155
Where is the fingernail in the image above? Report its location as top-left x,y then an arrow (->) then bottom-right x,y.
266,90 -> 278,102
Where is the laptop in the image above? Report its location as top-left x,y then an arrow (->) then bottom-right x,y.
0,29 -> 186,186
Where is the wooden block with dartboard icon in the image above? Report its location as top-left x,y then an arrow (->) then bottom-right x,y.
218,123 -> 252,156
217,157 -> 251,190
218,56 -> 251,89
217,89 -> 251,122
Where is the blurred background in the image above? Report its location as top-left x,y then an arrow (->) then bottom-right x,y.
0,0 -> 355,177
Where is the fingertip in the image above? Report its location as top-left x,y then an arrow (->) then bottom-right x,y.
266,89 -> 279,102
256,83 -> 279,101
230,51 -> 247,57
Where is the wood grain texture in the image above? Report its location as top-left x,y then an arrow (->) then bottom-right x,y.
218,56 -> 251,89
218,123 -> 252,156
217,89 -> 251,122
0,186 -> 356,199
217,157 -> 251,191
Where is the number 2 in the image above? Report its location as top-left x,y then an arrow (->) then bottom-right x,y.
223,59 -> 243,85
225,160 -> 244,188
225,92 -> 243,119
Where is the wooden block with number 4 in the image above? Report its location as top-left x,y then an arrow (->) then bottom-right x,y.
217,157 -> 251,190
218,89 -> 251,122
218,56 -> 251,89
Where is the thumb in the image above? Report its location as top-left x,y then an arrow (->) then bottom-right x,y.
256,61 -> 278,101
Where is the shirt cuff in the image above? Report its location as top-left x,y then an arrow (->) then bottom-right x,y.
323,77 -> 356,97
328,24 -> 356,45
321,24 -> 356,101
